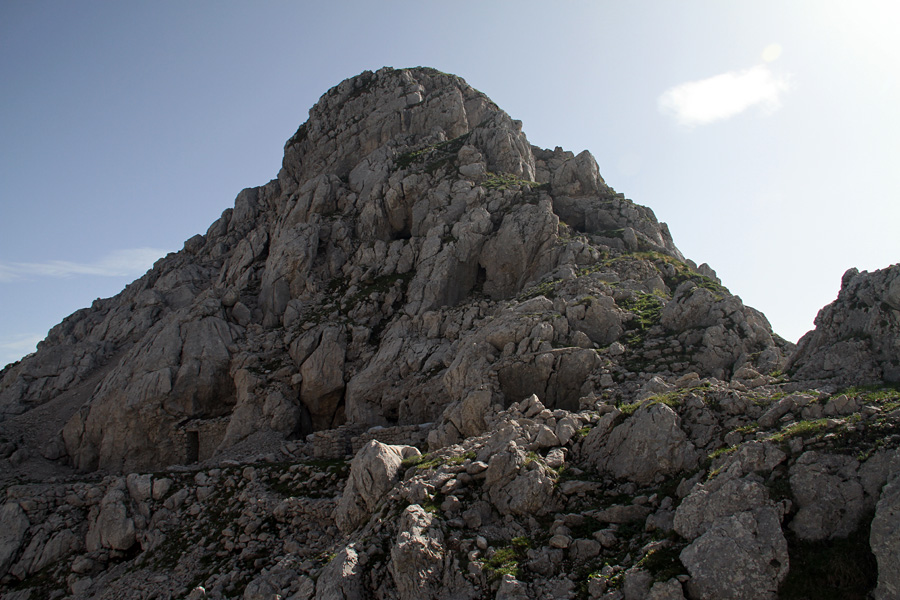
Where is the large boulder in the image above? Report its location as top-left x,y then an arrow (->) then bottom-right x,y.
314,546 -> 365,600
483,440 -> 560,516
86,487 -> 136,551
334,441 -> 420,533
586,402 -> 699,484
680,507 -> 788,600
675,474 -> 789,600
674,477 -> 775,541
388,504 -> 477,599
789,451 -> 865,541
389,505 -> 449,600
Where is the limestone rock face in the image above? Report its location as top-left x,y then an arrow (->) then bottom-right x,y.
0,67 -> 797,476
483,440 -> 560,516
0,502 -> 30,577
789,451 -> 865,541
87,487 -> 136,551
680,507 -> 788,600
389,504 -> 475,600
335,440 -> 420,533
788,264 -> 900,384
672,462 -> 790,600
4,67 -> 899,598
314,546 -> 364,600
674,477 -> 774,541
871,460 -> 900,600
62,313 -> 240,472
587,402 -> 698,485
675,471 -> 788,600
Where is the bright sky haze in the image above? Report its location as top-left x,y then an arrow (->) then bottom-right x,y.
2,1 -> 899,367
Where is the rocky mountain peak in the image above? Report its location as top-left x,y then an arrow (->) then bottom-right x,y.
1,67 -> 899,600
280,67 -> 524,185
1,67 -> 785,475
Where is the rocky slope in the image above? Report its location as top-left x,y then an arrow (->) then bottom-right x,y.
0,67 -> 898,599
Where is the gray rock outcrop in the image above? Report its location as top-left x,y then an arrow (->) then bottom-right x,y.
587,402 -> 699,484
789,451 -> 865,541
0,502 -> 29,577
314,546 -> 365,600
335,440 -> 419,533
680,507 -> 788,600
0,67 -> 791,476
789,264 -> 900,384
871,453 -> 900,600
674,468 -> 789,600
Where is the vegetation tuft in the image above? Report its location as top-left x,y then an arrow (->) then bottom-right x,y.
482,536 -> 533,582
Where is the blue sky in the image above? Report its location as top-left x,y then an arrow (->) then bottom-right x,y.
2,1 -> 899,366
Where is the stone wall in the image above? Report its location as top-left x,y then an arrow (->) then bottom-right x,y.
308,425 -> 366,459
351,423 -> 432,454
306,423 -> 434,459
176,417 -> 230,464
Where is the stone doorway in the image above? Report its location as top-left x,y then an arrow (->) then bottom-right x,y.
186,430 -> 199,463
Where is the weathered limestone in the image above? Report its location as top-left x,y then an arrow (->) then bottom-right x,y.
2,66 -> 900,600
334,441 -> 420,533
314,546 -> 365,600
674,472 -> 789,600
789,264 -> 900,384
0,503 -> 30,577
789,451 -> 865,541
871,453 -> 900,600
587,402 -> 699,484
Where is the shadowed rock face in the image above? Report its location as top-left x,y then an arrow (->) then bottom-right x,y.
0,67 -> 790,473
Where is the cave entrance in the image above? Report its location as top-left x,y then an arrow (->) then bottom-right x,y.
186,430 -> 200,464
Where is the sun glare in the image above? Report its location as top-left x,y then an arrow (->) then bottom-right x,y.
762,43 -> 783,63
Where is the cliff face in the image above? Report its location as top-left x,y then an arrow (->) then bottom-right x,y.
1,68 -> 899,600
0,67 -> 786,474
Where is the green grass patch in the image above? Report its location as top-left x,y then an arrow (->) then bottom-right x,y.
482,171 -> 542,191
767,419 -> 831,443
636,541 -> 688,583
620,292 -> 664,333
708,445 -> 738,462
518,278 -> 563,300
618,388 -> 695,417
395,133 -> 470,171
401,450 -> 475,473
483,536 -> 533,582
838,383 -> 900,405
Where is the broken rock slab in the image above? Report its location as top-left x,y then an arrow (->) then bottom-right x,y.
334,440 -> 420,534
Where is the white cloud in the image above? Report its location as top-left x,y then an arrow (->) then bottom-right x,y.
658,65 -> 792,127
0,247 -> 167,281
